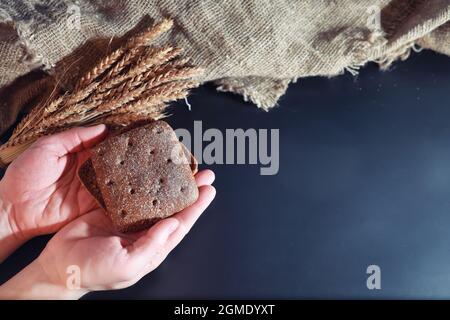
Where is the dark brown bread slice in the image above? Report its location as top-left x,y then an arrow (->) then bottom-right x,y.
81,121 -> 199,233
78,142 -> 197,210
78,158 -> 106,209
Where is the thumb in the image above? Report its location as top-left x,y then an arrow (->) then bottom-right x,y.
127,218 -> 180,268
35,125 -> 107,157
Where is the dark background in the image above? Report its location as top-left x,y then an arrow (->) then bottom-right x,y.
2,50 -> 450,299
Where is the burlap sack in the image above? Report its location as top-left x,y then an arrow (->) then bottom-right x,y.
0,0 -> 449,137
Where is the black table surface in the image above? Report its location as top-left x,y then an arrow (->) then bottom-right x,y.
1,50 -> 450,299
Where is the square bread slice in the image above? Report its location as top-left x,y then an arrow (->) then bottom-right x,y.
79,121 -> 199,233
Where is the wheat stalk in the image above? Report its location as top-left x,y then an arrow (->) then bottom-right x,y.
0,18 -> 202,166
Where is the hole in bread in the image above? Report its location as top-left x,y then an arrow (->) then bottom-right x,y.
156,128 -> 163,134
129,188 -> 135,195
167,158 -> 172,163
149,149 -> 155,155
159,178 -> 165,184
120,210 -> 127,218
119,160 -> 125,165
127,140 -> 133,147
152,199 -> 158,206
106,180 -> 114,186
180,186 -> 186,192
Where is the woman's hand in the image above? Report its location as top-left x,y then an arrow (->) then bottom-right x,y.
0,125 -> 107,261
0,170 -> 215,299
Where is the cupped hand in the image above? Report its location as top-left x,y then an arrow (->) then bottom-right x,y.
0,125 -> 107,240
35,170 -> 215,296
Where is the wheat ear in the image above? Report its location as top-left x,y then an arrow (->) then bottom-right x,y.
0,18 -> 202,166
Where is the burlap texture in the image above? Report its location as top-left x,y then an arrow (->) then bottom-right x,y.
0,0 -> 449,137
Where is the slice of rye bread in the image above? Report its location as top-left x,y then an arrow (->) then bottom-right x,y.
78,144 -> 197,211
78,121 -> 199,233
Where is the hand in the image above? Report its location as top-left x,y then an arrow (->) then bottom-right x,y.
0,125 -> 107,261
0,170 -> 215,299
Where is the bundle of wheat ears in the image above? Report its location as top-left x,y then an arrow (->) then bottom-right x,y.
0,18 -> 201,167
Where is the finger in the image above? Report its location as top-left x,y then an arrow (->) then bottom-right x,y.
129,180 -> 216,248
127,186 -> 215,271
146,186 -> 216,272
127,218 -> 179,263
195,169 -> 215,187
166,185 -> 216,250
36,125 -> 107,157
76,149 -> 93,167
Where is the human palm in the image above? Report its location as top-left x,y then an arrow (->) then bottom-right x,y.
38,175 -> 216,292
0,125 -> 107,239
